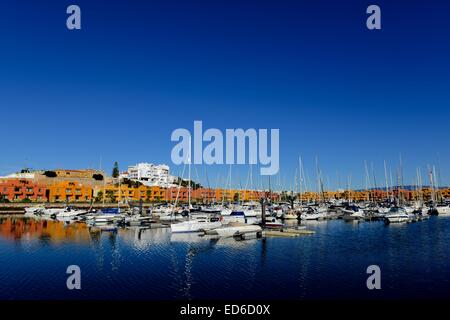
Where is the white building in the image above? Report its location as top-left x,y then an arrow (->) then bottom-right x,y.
0,172 -> 35,180
127,163 -> 174,187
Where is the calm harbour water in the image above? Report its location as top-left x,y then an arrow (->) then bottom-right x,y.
1,216 -> 449,300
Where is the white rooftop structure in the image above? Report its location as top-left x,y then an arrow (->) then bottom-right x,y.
0,172 -> 35,180
127,163 -> 172,187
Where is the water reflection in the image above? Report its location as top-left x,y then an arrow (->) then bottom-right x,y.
1,216 -> 450,300
170,232 -> 208,243
0,216 -> 91,244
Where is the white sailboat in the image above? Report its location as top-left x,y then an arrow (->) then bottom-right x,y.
283,211 -> 298,220
435,204 -> 450,215
85,208 -> 123,225
24,205 -> 45,216
214,223 -> 262,238
385,207 -> 409,223
56,207 -> 88,218
170,137 -> 222,233
300,208 -> 327,220
171,215 -> 222,233
220,208 -> 233,216
40,208 -> 66,217
341,205 -> 365,220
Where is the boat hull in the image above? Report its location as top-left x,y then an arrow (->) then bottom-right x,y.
436,206 -> 450,215
171,221 -> 222,233
215,225 -> 262,238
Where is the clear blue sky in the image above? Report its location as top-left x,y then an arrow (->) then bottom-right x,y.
0,0 -> 449,191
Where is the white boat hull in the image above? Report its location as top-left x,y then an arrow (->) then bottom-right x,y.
385,212 -> 410,223
171,221 -> 222,233
56,210 -> 87,218
215,225 -> 262,238
284,213 -> 298,220
40,208 -> 64,216
386,216 -> 409,223
159,214 -> 184,222
301,213 -> 326,220
436,206 -> 450,215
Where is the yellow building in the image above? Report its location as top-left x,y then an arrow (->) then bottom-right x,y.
133,186 -> 166,202
46,181 -> 93,202
94,185 -> 167,203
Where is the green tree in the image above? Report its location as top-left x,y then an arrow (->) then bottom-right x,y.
106,190 -> 116,203
0,194 -> 10,203
92,174 -> 104,181
146,189 -> 152,202
112,162 -> 119,178
44,170 -> 57,178
286,194 -> 296,209
21,198 -> 32,203
95,191 -> 104,202
121,178 -> 142,188
174,177 -> 202,189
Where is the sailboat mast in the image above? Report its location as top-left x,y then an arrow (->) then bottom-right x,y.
228,164 -> 232,203
364,160 -> 370,202
428,165 -> 435,203
384,160 -> 389,202
118,163 -> 121,212
433,165 -> 439,202
299,156 -> 303,205
399,154 -> 404,205
188,137 -> 191,208
250,164 -> 253,202
371,163 -> 377,202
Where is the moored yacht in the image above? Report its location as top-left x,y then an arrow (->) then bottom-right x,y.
300,207 -> 327,220
171,215 -> 222,233
384,207 -> 410,224
261,217 -> 284,228
341,205 -> 365,221
85,208 -> 123,225
434,203 -> 450,215
24,205 -> 46,216
55,207 -> 88,218
283,211 -> 298,220
201,205 -> 223,214
40,208 -> 67,217
214,223 -> 262,238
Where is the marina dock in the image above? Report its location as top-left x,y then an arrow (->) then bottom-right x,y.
264,229 -> 315,238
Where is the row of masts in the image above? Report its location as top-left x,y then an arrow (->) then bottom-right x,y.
188,154 -> 445,205
105,149 -> 446,206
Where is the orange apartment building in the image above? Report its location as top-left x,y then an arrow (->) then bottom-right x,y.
133,186 -> 166,202
94,185 -> 168,203
0,179 -> 47,202
2,175 -> 450,204
91,186 -> 280,204
46,181 -> 93,202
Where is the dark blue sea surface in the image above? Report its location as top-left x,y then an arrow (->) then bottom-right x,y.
1,216 -> 449,300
